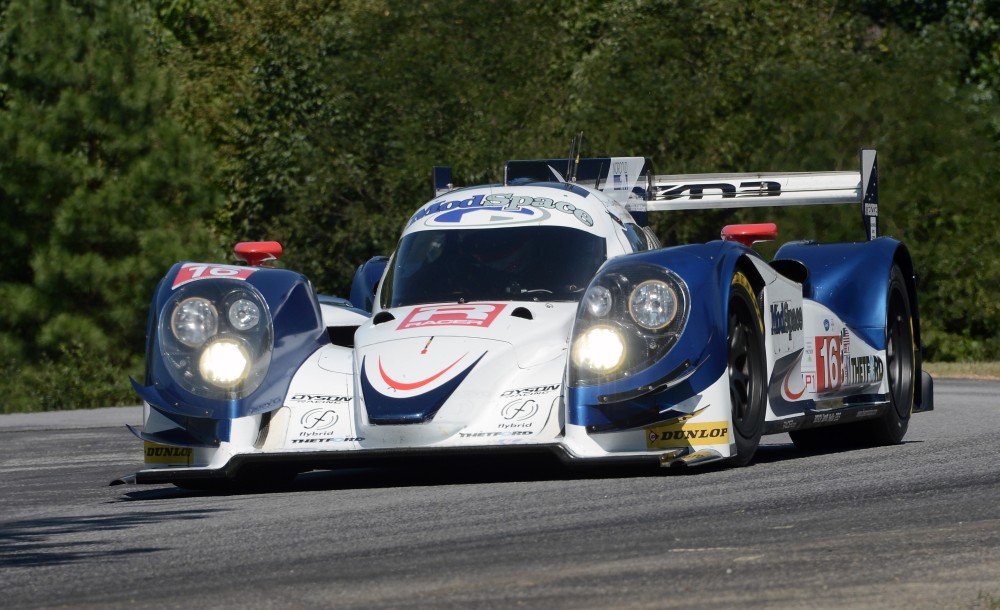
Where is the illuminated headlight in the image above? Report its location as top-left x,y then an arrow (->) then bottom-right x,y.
198,338 -> 251,389
228,298 -> 261,331
171,298 -> 218,347
570,264 -> 690,387
585,285 -> 613,317
629,280 -> 678,330
158,280 -> 273,399
571,325 -> 625,372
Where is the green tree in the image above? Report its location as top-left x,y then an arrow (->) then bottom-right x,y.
0,0 -> 222,411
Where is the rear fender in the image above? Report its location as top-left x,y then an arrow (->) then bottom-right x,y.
774,237 -> 912,351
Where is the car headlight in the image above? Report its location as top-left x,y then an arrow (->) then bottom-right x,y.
629,280 -> 678,330
158,281 -> 272,399
199,338 -> 251,388
585,285 -> 613,318
570,264 -> 689,386
228,298 -> 260,331
571,325 -> 625,372
171,297 -> 219,347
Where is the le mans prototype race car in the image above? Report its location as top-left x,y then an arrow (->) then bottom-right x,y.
115,149 -> 933,488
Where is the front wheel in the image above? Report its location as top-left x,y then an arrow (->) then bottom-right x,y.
727,272 -> 767,466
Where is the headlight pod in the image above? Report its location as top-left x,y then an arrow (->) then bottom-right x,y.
158,280 -> 272,399
570,265 -> 689,386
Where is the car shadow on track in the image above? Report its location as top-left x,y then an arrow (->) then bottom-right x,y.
118,439 -> 923,501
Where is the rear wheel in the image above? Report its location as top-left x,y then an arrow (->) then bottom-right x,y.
727,272 -> 767,466
860,264 -> 914,444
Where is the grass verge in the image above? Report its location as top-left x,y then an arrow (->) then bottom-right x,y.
923,361 -> 1000,380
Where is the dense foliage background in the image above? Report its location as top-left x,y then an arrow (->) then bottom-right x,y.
1,0 -> 998,411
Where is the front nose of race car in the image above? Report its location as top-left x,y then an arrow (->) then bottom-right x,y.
352,301 -> 575,446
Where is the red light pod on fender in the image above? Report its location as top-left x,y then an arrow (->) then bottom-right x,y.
234,241 -> 283,267
721,224 -> 778,247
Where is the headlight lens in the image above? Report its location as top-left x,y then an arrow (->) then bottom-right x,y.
571,326 -> 625,371
158,281 -> 272,399
199,338 -> 251,388
171,298 -> 218,347
570,264 -> 689,386
629,280 -> 678,330
585,285 -> 613,317
228,298 -> 261,331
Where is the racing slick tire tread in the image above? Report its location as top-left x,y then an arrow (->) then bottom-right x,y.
726,271 -> 767,466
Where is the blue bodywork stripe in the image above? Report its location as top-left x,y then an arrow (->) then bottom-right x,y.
360,353 -> 486,424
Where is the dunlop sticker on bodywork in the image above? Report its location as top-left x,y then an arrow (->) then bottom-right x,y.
645,421 -> 730,449
144,441 -> 193,465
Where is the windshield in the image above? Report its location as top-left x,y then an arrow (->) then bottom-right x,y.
380,226 -> 606,307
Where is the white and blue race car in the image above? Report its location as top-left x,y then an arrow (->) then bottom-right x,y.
115,150 -> 933,488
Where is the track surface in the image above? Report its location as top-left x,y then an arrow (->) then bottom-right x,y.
2,379 -> 998,609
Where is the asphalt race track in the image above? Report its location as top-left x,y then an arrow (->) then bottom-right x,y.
1,379 -> 998,609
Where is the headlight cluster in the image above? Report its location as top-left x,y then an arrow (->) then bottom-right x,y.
570,265 -> 689,386
159,281 -> 272,399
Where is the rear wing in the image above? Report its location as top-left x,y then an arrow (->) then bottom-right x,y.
500,149 -> 879,240
648,149 -> 879,239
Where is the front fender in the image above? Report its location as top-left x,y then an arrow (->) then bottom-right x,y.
568,240 -> 755,430
134,262 -> 328,444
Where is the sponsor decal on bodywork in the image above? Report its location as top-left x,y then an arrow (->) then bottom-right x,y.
458,431 -> 533,438
645,421 -> 729,449
398,303 -> 506,330
848,356 -> 884,385
285,405 -> 359,445
299,408 -> 339,430
501,399 -> 539,422
500,384 -> 560,398
655,180 -> 781,200
144,441 -> 193,465
172,263 -> 257,289
813,328 -> 883,392
770,301 -> 803,338
811,412 -> 842,424
289,394 -> 352,405
408,193 -> 595,227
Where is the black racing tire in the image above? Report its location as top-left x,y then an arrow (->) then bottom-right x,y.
860,264 -> 914,444
726,272 -> 767,466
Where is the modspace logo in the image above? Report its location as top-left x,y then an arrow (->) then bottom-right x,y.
770,301 -> 803,338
